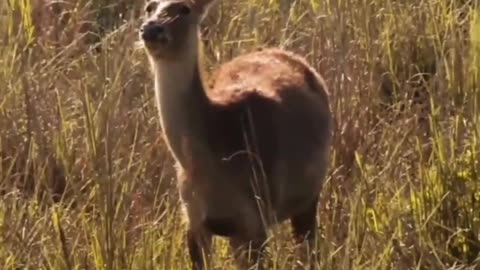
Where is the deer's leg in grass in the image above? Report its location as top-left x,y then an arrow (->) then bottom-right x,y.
229,231 -> 267,270
187,226 -> 212,270
290,196 -> 320,269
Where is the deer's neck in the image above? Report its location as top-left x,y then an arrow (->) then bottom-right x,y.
151,43 -> 212,166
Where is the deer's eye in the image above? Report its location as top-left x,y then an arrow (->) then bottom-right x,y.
177,4 -> 191,16
145,2 -> 158,14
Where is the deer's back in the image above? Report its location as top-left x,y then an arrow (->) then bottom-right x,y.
208,48 -> 329,108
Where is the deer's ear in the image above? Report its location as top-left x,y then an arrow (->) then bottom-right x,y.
191,0 -> 218,20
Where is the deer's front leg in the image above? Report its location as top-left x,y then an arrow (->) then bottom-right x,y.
187,225 -> 212,270
177,167 -> 213,270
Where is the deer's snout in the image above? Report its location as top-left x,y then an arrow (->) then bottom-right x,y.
141,21 -> 168,43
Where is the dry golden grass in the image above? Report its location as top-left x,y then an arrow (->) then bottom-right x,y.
0,0 -> 479,269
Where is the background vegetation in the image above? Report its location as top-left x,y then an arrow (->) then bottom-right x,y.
0,0 -> 479,269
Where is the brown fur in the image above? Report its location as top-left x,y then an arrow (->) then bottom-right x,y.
140,1 -> 332,269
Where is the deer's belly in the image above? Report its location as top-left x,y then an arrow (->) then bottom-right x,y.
204,216 -> 238,237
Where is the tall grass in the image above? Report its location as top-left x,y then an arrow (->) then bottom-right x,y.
0,0 -> 479,269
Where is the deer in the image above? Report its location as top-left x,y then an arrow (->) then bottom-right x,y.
139,0 -> 332,269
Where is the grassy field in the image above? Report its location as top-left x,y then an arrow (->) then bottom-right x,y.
1,0 -> 479,269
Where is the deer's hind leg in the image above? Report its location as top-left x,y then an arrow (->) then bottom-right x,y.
228,207 -> 269,270
290,195 -> 320,269
229,233 -> 267,270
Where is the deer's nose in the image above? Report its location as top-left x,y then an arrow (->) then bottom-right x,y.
141,21 -> 166,42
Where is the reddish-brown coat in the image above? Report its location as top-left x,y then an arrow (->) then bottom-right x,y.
141,1 -> 332,269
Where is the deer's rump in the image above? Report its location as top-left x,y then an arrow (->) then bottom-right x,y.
199,85 -> 331,223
